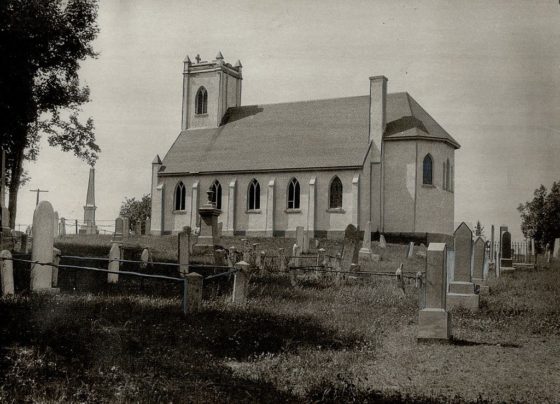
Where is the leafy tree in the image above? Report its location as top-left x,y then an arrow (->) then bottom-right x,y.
518,183 -> 560,250
0,0 -> 100,227
474,221 -> 485,237
120,195 -> 151,232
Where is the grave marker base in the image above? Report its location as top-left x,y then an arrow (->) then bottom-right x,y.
418,308 -> 451,341
447,292 -> 479,312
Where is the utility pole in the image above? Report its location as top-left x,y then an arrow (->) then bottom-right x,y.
29,188 -> 49,206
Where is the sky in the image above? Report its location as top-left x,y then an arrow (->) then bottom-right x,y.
12,0 -> 560,239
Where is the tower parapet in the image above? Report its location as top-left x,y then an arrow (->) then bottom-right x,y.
181,52 -> 243,130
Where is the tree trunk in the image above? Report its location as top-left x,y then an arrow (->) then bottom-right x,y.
8,146 -> 25,229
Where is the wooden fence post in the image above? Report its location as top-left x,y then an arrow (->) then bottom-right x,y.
178,227 -> 190,276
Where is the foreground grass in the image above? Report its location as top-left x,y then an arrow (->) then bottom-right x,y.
1,264 -> 559,402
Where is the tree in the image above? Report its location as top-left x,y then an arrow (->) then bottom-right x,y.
0,0 -> 100,228
474,221 -> 485,237
518,183 -> 560,250
120,195 -> 151,231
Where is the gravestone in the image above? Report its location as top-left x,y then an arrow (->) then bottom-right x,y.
358,221 -> 378,269
500,231 -> 514,274
53,211 -> 59,238
107,242 -> 121,283
145,216 -> 151,235
418,243 -> 451,341
194,190 -> 221,262
122,217 -> 130,239
295,226 -> 304,249
472,237 -> 489,294
379,234 -> 387,249
185,272 -> 203,312
114,217 -> 124,240
0,250 -> 14,296
178,227 -> 191,276
0,150 -> 11,235
447,223 -> 479,311
232,261 -> 250,303
359,221 -> 372,255
553,238 -> 560,259
59,217 -> 66,236
30,201 -> 58,293
407,242 -> 414,258
303,230 -> 310,253
134,221 -> 142,236
341,224 -> 360,271
140,248 -> 150,269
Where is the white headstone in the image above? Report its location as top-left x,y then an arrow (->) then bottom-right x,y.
30,201 -> 55,292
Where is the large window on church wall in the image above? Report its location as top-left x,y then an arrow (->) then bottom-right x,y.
450,164 -> 454,192
329,176 -> 343,209
175,181 -> 186,211
443,161 -> 447,190
195,87 -> 208,115
210,180 -> 222,210
446,159 -> 451,191
423,155 -> 433,185
247,179 -> 260,210
287,178 -> 300,209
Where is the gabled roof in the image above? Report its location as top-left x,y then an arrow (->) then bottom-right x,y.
160,92 -> 460,175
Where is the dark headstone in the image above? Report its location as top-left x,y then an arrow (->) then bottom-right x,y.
501,231 -> 511,259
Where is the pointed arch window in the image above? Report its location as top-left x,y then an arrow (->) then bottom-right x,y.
247,179 -> 260,210
329,176 -> 343,209
210,180 -> 222,210
443,161 -> 447,190
174,181 -> 186,211
287,178 -> 300,209
423,154 -> 433,185
195,87 -> 208,115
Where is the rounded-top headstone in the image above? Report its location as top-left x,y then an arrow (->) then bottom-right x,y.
30,201 -> 55,291
501,231 -> 512,259
453,222 -> 473,282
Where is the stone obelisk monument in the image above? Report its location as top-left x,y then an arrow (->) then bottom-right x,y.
79,168 -> 98,235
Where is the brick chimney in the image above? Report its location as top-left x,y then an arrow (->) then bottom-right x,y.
369,75 -> 388,162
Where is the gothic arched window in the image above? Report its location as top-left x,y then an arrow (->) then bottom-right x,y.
247,179 -> 260,210
287,178 -> 300,209
175,181 -> 186,211
210,180 -> 222,210
423,154 -> 433,185
329,176 -> 343,209
443,161 -> 447,190
195,87 -> 208,115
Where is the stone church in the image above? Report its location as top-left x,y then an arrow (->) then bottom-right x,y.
150,52 -> 460,239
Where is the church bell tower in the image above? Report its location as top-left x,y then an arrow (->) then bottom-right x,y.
181,52 -> 243,130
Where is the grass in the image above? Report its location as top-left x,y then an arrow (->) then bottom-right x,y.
1,239 -> 559,402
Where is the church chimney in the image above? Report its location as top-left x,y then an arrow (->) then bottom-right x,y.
369,75 -> 388,162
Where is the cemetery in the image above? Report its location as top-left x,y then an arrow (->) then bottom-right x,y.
2,2 -> 560,402
1,186 -> 559,402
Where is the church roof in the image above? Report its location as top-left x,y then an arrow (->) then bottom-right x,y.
160,92 -> 460,175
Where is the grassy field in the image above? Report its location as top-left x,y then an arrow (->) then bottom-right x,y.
1,239 -> 559,402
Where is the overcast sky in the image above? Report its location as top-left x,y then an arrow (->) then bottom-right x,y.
14,0 -> 560,239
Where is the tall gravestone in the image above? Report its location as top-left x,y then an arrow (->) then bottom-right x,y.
30,201 -> 58,293
60,217 -> 66,236
145,216 -> 151,235
447,223 -> 479,311
500,231 -> 514,274
418,243 -> 451,341
553,238 -> 560,259
122,217 -> 130,239
194,190 -> 221,264
114,217 -> 123,240
295,226 -> 304,249
472,237 -> 489,294
490,225 -> 495,263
